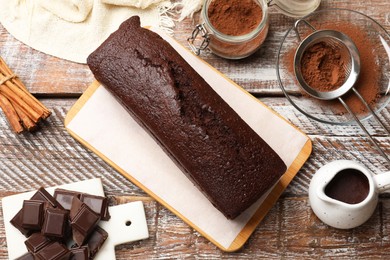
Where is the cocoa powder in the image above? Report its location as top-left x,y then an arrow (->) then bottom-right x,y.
205,0 -> 268,59
208,0 -> 263,36
285,22 -> 381,115
300,42 -> 346,92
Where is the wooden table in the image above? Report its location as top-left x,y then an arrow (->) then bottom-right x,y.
0,0 -> 389,258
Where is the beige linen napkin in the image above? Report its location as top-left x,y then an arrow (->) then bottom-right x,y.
102,0 -> 166,9
176,0 -> 203,21
37,0 -> 94,22
0,0 -> 202,63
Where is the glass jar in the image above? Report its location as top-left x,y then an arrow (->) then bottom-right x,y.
188,0 -> 270,59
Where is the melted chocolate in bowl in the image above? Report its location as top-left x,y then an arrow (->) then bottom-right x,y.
325,168 -> 370,204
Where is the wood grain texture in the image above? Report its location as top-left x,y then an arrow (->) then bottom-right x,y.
0,0 -> 389,258
0,27 -> 93,96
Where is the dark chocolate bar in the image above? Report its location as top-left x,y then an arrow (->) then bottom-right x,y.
15,252 -> 35,260
24,233 -> 52,253
31,187 -> 64,209
85,226 -> 108,258
71,204 -> 100,235
42,208 -> 69,239
22,200 -> 45,230
10,210 -> 33,237
80,193 -> 110,221
70,246 -> 89,260
54,189 -> 81,211
11,187 -> 63,236
35,242 -> 71,260
70,197 -> 100,245
72,228 -> 86,248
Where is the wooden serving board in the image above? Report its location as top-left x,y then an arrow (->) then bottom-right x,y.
64,28 -> 312,252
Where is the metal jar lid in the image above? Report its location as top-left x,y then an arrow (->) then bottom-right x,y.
268,0 -> 321,18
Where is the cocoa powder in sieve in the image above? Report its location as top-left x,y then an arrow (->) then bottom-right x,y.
301,42 -> 347,92
208,0 -> 263,36
285,22 -> 381,115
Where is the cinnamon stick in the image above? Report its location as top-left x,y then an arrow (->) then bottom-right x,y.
14,102 -> 37,131
0,60 -> 51,119
11,77 -> 51,119
0,56 -> 51,133
0,83 -> 41,123
0,93 -> 23,133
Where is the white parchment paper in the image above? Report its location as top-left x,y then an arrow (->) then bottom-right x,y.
66,28 -> 309,248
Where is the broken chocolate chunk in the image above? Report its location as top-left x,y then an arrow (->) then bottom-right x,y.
85,226 -> 108,258
71,204 -> 100,235
15,252 -> 35,260
70,246 -> 89,260
70,197 -> 100,246
80,193 -> 110,221
10,209 -> 33,237
54,189 -> 81,211
42,208 -> 69,239
11,187 -> 61,237
25,233 -> 52,253
69,197 -> 84,220
35,242 -> 71,260
22,200 -> 45,230
31,187 -> 64,209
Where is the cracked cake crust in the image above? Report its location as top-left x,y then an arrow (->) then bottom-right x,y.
87,16 -> 287,219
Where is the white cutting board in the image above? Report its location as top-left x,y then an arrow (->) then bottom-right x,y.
2,178 -> 149,259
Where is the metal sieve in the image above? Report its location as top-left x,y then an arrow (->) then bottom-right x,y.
293,19 -> 390,164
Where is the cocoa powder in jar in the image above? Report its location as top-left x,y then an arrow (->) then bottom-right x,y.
204,0 -> 269,59
208,0 -> 263,36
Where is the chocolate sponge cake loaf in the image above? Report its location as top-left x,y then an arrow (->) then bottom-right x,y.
87,16 -> 287,219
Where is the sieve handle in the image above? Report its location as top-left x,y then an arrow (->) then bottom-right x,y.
338,97 -> 390,165
293,19 -> 317,42
351,87 -> 390,135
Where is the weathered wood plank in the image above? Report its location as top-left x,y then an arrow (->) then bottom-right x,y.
278,197 -> 389,259
261,97 -> 390,137
0,26 -> 93,96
